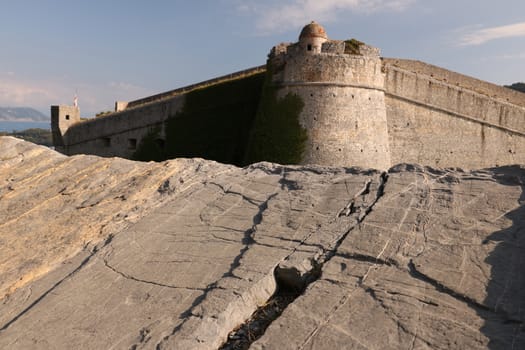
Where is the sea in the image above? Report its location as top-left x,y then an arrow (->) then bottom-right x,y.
0,121 -> 51,132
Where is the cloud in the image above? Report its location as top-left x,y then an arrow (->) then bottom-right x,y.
0,79 -> 58,112
237,0 -> 415,34
459,22 -> 525,46
495,52 -> 525,60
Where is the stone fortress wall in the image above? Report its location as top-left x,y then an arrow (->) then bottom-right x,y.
51,22 -> 525,170
57,95 -> 185,158
268,24 -> 391,169
384,59 -> 525,168
53,66 -> 266,159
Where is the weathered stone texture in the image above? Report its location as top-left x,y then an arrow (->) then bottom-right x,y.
386,96 -> 525,168
50,24 -> 525,171
272,49 -> 391,170
0,136 -> 231,301
253,164 -> 525,349
1,137 -> 524,349
384,58 -> 525,108
59,95 -> 185,157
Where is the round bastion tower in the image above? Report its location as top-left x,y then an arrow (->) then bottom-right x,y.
268,22 -> 391,170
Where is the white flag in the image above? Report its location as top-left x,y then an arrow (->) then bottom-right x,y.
73,94 -> 78,108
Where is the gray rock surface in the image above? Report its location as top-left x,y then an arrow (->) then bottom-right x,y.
0,136 -> 523,349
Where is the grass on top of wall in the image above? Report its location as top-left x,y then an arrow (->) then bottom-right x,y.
344,39 -> 364,55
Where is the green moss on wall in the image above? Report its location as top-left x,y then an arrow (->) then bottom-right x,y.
131,68 -> 306,166
244,69 -> 306,165
164,72 -> 265,165
132,72 -> 265,165
132,125 -> 166,162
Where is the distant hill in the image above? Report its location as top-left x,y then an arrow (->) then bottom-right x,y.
505,82 -> 525,93
0,107 -> 48,122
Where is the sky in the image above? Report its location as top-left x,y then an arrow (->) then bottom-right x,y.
0,0 -> 524,117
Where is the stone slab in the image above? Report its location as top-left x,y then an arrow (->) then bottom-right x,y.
1,137 -> 524,349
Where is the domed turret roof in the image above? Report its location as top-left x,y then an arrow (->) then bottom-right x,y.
299,21 -> 328,41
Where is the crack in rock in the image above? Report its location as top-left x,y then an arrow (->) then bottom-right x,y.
219,271 -> 302,350
222,192 -> 278,279
280,171 -> 389,290
103,259 -> 206,291
335,251 -> 400,269
219,172 -> 389,349
155,191 -> 279,349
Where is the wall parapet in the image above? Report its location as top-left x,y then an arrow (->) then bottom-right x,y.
383,58 -> 525,108
126,65 -> 267,109
64,95 -> 184,146
384,64 -> 525,135
386,90 -> 525,137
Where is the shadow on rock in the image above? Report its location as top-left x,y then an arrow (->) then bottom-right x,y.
481,166 -> 525,348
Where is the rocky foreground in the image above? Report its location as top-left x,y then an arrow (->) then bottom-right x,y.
0,136 -> 524,349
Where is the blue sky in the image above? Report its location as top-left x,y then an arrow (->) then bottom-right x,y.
0,0 -> 524,117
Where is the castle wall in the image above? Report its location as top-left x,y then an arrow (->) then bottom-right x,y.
126,66 -> 266,108
51,28 -> 525,170
272,50 -> 391,169
384,64 -> 525,168
384,59 -> 525,108
62,96 -> 185,158
59,71 -> 265,165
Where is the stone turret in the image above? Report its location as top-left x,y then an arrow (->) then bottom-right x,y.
51,105 -> 80,152
298,21 -> 328,54
268,22 -> 391,170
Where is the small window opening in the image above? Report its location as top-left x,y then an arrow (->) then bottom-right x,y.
307,44 -> 312,51
65,114 -> 70,120
102,137 -> 111,147
128,138 -> 137,150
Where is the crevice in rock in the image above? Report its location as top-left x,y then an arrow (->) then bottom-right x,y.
218,267 -> 309,350
0,234 -> 115,332
337,178 -> 372,217
322,172 -> 389,264
156,191 -> 279,348
218,171 -> 389,349
221,192 -> 278,279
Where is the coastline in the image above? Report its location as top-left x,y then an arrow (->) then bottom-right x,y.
0,120 -> 51,132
